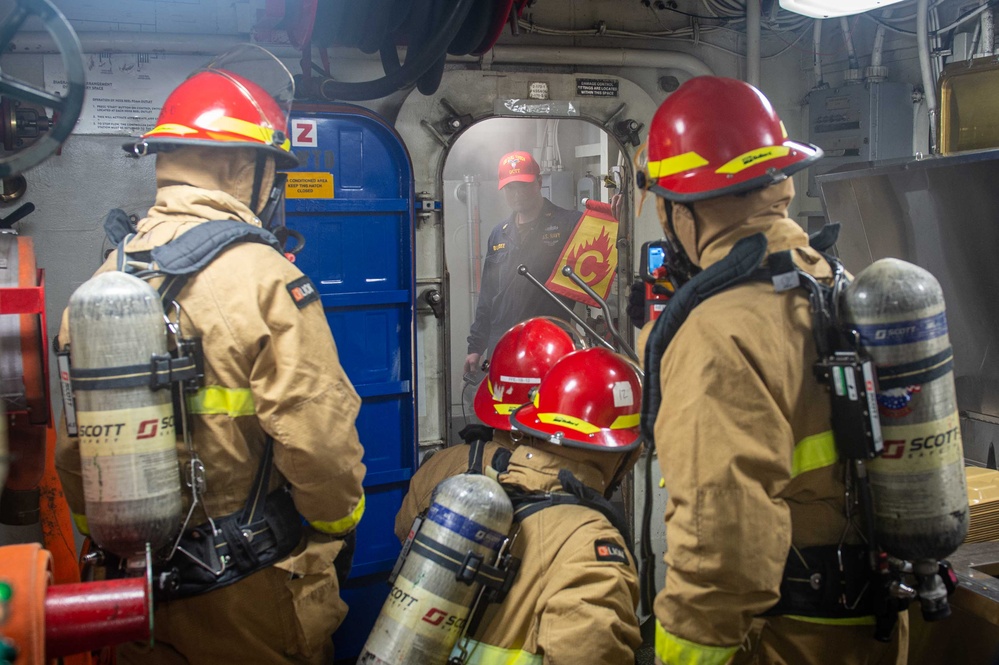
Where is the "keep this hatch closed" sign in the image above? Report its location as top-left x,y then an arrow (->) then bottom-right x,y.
285,172 -> 334,199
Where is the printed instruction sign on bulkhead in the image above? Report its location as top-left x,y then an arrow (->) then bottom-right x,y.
44,53 -> 204,135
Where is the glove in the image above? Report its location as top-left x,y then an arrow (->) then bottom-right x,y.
626,280 -> 646,329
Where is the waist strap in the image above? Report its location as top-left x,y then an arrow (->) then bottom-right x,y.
156,437 -> 302,600
158,485 -> 303,600
763,543 -> 878,619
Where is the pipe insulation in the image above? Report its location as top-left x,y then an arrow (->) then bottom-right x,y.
813,20 -> 823,85
9,33 -> 715,78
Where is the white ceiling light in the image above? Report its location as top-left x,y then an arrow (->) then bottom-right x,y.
778,0 -> 909,19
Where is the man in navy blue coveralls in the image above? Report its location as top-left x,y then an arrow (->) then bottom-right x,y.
463,151 -> 581,374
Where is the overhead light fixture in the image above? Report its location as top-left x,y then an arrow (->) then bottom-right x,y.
778,0 -> 909,19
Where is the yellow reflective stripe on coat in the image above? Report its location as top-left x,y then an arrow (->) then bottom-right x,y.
791,430 -> 838,478
309,493 -> 365,534
449,639 -> 542,665
72,512 -> 90,536
186,386 -> 256,417
655,621 -> 738,665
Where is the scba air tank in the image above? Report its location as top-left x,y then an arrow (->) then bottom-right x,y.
843,258 -> 968,562
359,474 -> 514,664
69,271 -> 183,560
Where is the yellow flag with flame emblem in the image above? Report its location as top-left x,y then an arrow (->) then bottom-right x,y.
544,199 -> 618,307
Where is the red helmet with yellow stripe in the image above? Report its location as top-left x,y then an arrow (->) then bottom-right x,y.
511,348 -> 642,451
124,45 -> 298,168
644,76 -> 821,203
473,317 -> 583,430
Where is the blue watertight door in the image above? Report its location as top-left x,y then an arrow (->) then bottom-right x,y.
285,104 -> 417,660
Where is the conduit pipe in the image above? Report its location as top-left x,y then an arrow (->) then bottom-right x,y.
870,11 -> 890,69
10,33 -> 715,79
917,0 -> 938,153
868,9 -> 892,82
813,20 -> 823,86
746,0 -> 761,87
839,16 -> 860,82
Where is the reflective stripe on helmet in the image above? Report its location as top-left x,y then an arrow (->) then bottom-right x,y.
145,122 -> 199,137
534,411 -> 639,434
610,413 -> 640,430
537,412 -> 601,434
146,115 -> 290,152
715,146 -> 791,175
647,151 -> 709,179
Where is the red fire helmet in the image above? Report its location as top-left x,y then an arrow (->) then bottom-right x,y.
474,317 -> 583,430
511,347 -> 642,451
124,45 -> 298,169
645,76 -> 821,203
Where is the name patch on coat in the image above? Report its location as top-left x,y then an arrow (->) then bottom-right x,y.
287,276 -> 319,309
594,540 -> 628,564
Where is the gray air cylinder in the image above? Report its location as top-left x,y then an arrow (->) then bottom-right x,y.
359,473 -> 514,664
68,271 -> 183,560
843,258 -> 968,562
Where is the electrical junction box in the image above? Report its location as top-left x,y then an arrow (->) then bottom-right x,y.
542,170 -> 576,210
806,81 -> 914,197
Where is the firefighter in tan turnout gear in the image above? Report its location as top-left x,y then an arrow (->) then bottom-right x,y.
639,76 -> 908,665
396,335 -> 642,663
458,347 -> 642,664
54,46 -> 365,664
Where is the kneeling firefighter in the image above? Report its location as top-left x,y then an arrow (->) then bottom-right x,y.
54,45 -> 366,665
451,347 -> 644,664
639,76 -> 915,665
383,346 -> 643,664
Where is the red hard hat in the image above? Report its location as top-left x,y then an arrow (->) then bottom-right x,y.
511,348 -> 642,451
124,46 -> 298,168
645,76 -> 821,203
497,150 -> 540,190
474,317 -> 583,430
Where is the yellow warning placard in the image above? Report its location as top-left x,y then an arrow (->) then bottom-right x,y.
286,172 -> 334,199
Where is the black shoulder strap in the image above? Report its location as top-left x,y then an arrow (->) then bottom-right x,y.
467,438 -> 486,474
116,220 -> 282,307
503,469 -> 636,563
459,424 -> 495,474
149,221 -> 281,277
640,233 -> 769,441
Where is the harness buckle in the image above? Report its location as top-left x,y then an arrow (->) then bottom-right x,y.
457,551 -> 484,585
